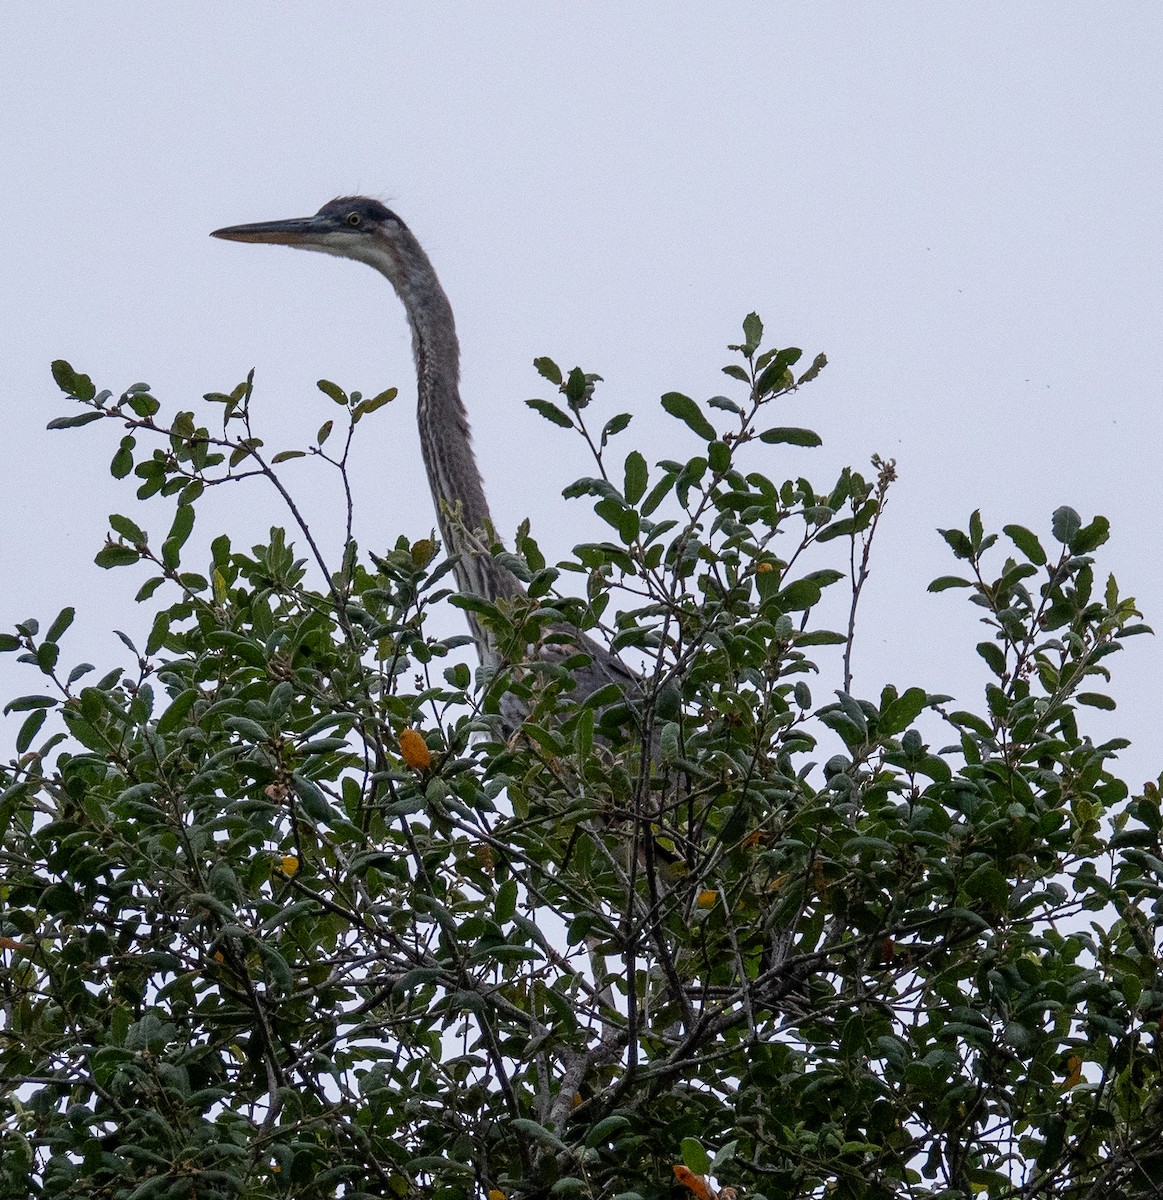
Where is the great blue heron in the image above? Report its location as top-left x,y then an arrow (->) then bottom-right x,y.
211,197 -> 643,730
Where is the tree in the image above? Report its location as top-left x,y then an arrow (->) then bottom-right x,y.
2,318 -> 1161,1200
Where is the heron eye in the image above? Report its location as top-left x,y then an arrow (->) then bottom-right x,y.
346,212 -> 361,227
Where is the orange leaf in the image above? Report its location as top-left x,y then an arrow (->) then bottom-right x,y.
673,1166 -> 716,1200
696,890 -> 718,909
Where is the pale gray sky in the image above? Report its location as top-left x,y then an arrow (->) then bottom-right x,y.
3,7 -> 1161,785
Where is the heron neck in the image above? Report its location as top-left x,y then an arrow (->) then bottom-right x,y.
388,254 -> 524,655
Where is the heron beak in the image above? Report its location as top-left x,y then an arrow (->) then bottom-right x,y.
210,216 -> 323,246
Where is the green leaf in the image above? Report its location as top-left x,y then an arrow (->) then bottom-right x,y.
316,420 -> 333,445
45,607 -> 75,644
708,440 -> 731,473
290,773 -> 333,823
928,575 -> 973,592
755,348 -> 802,395
317,379 -> 349,405
157,688 -> 199,735
16,708 -> 47,754
356,387 -> 397,418
573,707 -> 594,759
51,359 -> 96,400
47,411 -> 104,430
4,695 -> 56,715
1077,692 -> 1116,710
977,641 -> 1007,677
880,687 -> 929,736
271,450 -> 306,463
774,578 -> 822,611
495,879 -> 518,924
624,451 -> 648,506
797,352 -> 828,384
742,312 -> 763,356
1071,515 -> 1110,555
680,1137 -> 711,1175
162,505 -> 195,570
940,528 -> 974,559
600,412 -> 632,446
585,1116 -> 632,1147
757,426 -> 823,448
721,364 -> 750,383
1051,505 -> 1082,544
166,504 -> 195,551
509,1118 -> 568,1153
110,435 -> 136,479
1003,524 -> 1047,566
533,356 -> 562,385
965,863 -> 1009,909
95,544 -> 141,569
660,392 -> 717,442
526,398 -> 574,429
127,393 -> 160,418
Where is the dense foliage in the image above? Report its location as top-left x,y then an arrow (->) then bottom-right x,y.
2,318 -> 1162,1199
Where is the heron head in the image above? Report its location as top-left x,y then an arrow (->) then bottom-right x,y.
211,196 -> 405,262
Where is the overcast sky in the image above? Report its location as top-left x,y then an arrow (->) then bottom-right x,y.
3,7 -> 1161,787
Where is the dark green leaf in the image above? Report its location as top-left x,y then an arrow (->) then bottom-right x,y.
742,312 -> 763,356
660,392 -> 717,442
533,356 -> 562,385
4,695 -> 56,715
51,360 -> 96,400
1071,515 -> 1110,555
601,413 -> 632,446
928,575 -> 973,592
47,411 -> 104,430
1051,505 -> 1082,544
110,436 -> 135,479
95,544 -> 141,569
526,398 -> 574,429
757,426 -> 823,448
290,773 -> 333,823
1003,524 -> 1047,566
624,451 -> 648,506
45,607 -> 75,644
16,708 -> 47,754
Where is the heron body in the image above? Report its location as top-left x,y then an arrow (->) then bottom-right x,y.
211,198 -> 640,723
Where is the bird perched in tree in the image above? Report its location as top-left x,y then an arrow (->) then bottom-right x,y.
211,197 -> 645,732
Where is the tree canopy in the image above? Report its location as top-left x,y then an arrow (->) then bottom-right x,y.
2,319 -> 1162,1200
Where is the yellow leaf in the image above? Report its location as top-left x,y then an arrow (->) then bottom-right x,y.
280,855 -> 299,876
696,890 -> 718,909
488,1191 -> 506,1200
1063,1054 -> 1083,1089
399,727 -> 432,770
